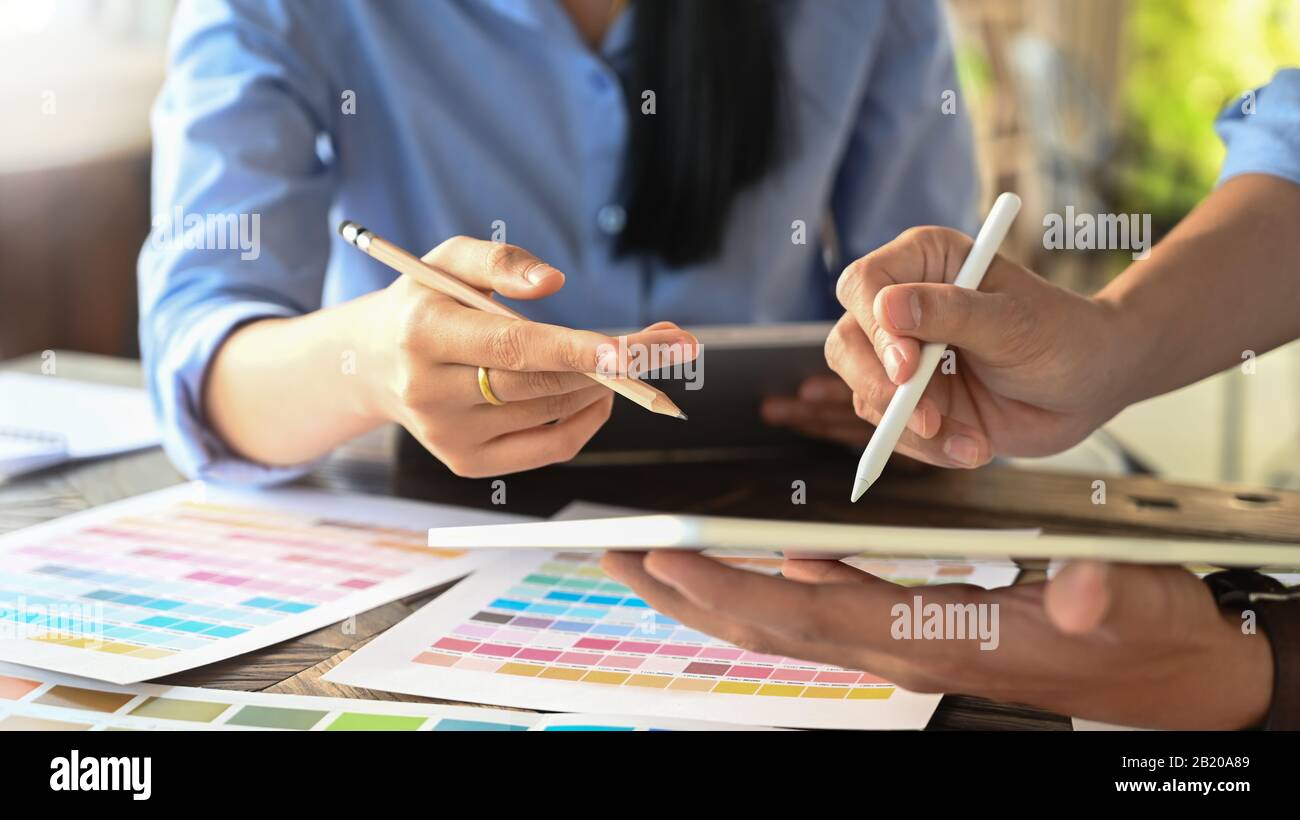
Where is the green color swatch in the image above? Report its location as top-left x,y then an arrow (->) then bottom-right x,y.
326,712 -> 427,731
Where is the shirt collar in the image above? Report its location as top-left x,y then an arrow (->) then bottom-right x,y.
478,0 -> 546,30
479,0 -> 635,58
602,4 -> 634,57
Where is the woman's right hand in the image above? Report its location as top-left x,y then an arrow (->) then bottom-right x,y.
359,236 -> 698,478
826,226 -> 1137,468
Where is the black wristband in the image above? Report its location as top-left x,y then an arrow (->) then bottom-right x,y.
1204,569 -> 1300,731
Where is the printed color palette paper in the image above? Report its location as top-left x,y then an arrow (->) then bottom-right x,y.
326,549 -> 1019,730
0,662 -> 766,731
0,483 -> 525,683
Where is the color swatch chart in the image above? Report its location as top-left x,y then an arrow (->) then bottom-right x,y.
0,483 -> 517,683
0,662 -> 762,731
324,550 -> 1001,729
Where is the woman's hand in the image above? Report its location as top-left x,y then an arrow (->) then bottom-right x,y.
759,376 -> 932,473
825,226 -> 1134,468
602,552 -> 1274,729
360,236 -> 698,477
760,375 -> 875,447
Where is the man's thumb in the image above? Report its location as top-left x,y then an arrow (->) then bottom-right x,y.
1044,561 -> 1112,635
1045,561 -> 1177,638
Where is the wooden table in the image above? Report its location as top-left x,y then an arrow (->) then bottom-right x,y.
5,352 -> 1299,730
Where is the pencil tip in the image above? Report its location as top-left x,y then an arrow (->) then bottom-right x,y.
674,412 -> 688,421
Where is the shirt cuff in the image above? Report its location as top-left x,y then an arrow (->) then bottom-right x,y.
1216,68 -> 1300,188
151,300 -> 321,486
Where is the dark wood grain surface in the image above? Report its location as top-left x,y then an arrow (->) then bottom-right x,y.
4,352 -> 1298,730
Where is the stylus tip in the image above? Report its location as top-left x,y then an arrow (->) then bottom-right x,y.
850,478 -> 870,503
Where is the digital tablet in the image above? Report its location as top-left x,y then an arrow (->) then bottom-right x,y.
579,321 -> 833,458
427,513 -> 1300,567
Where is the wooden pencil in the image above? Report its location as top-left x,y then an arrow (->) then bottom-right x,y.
338,221 -> 687,419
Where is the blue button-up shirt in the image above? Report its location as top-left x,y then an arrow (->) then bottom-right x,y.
137,0 -> 983,483
1216,67 -> 1300,187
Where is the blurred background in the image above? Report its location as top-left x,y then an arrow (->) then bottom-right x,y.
1,0 -> 1297,488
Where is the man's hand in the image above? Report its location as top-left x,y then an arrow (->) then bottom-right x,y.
602,552 -> 1274,729
824,226 -> 1132,468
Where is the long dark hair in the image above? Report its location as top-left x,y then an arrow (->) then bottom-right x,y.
617,0 -> 784,268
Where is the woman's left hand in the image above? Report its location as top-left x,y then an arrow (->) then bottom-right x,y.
760,374 -> 874,447
601,553 -> 1274,729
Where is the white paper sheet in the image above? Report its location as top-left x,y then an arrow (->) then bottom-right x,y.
328,501 -> 1036,730
1071,717 -> 1148,731
326,548 -> 941,729
0,482 -> 524,683
0,373 -> 161,477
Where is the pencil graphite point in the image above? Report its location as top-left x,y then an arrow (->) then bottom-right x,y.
675,412 -> 688,421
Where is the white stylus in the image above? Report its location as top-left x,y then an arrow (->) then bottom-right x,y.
850,192 -> 1022,502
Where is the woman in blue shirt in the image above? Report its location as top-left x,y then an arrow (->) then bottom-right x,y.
139,0 -> 977,483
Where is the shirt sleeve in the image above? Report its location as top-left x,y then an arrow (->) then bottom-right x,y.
1216,68 -> 1300,188
138,0 -> 338,485
829,0 -> 980,266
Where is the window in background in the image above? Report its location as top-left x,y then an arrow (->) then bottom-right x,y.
0,0 -> 173,173
0,0 -> 174,359
950,0 -> 1300,488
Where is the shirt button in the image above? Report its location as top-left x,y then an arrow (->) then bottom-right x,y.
589,70 -> 612,93
597,204 -> 626,235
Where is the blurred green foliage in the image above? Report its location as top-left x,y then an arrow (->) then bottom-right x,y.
1116,0 -> 1300,226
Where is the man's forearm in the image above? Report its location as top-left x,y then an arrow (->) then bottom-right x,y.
1097,173 -> 1300,407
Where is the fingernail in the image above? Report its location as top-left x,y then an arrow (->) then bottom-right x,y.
907,408 -> 927,437
596,346 -> 619,374
525,264 -> 560,285
943,434 -> 980,467
882,344 -> 904,383
910,403 -> 938,438
887,290 -> 921,331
